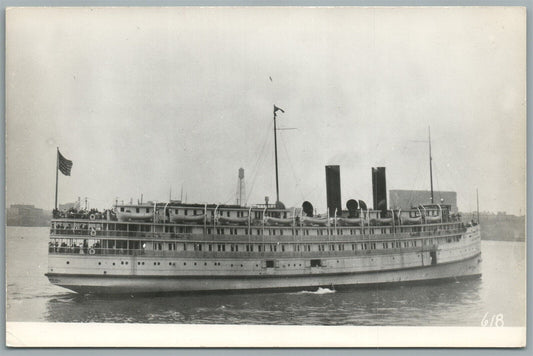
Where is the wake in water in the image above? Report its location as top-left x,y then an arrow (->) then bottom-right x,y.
294,287 -> 336,295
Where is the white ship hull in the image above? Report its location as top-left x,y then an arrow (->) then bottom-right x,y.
46,253 -> 481,294
46,226 -> 481,294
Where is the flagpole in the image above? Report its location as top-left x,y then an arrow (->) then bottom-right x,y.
55,147 -> 59,210
273,108 -> 280,205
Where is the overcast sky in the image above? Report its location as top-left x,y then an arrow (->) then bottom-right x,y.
6,7 -> 526,215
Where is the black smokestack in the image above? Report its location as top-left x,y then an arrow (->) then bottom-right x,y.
372,167 -> 387,211
325,165 -> 342,217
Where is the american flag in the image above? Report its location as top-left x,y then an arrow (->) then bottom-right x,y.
58,150 -> 73,176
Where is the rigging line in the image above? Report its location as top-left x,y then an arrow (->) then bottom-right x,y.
407,146 -> 425,208
246,134 -> 271,201
279,132 -> 306,203
432,159 -> 441,198
245,120 -> 274,203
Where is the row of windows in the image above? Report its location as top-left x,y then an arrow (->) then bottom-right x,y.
160,241 -> 425,252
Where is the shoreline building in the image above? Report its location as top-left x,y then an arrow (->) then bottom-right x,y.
389,190 -> 458,213
7,204 -> 51,226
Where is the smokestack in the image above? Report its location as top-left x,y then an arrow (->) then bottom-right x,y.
372,167 -> 387,211
325,165 -> 342,217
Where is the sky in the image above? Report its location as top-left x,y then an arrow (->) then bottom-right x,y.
6,7 -> 526,215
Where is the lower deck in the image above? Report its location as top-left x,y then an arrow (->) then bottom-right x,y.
46,252 -> 482,294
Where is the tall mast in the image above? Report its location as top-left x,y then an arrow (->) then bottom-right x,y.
273,107 -> 280,204
429,126 -> 434,204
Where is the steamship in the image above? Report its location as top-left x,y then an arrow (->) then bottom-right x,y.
45,109 -> 481,294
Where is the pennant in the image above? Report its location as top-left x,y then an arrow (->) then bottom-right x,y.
273,105 -> 285,114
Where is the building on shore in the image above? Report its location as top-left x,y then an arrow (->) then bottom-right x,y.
389,190 -> 458,213
6,204 -> 51,226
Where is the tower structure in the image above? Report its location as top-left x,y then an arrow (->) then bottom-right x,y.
236,168 -> 246,206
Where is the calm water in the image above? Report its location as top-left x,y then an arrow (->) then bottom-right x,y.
6,226 -> 526,326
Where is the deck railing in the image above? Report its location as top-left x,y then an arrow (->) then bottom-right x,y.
49,226 -> 467,243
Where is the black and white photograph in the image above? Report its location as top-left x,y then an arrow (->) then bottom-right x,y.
5,6 -> 526,347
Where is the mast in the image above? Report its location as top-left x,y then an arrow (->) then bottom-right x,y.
428,126 -> 434,204
273,105 -> 285,204
273,111 -> 279,204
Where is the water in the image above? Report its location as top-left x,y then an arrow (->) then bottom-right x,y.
6,226 -> 526,326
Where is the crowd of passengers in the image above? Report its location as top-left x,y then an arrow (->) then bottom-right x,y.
52,222 -> 101,235
52,208 -> 117,220
48,240 -> 101,254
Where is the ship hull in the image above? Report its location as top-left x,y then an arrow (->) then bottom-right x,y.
46,253 -> 481,295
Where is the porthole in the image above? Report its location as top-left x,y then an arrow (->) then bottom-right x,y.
142,262 -> 145,265
154,262 -> 157,266
98,262 -> 101,265
103,271 -> 107,274
121,261 -> 124,265
194,262 -> 197,266
126,261 -> 128,265
66,261 -> 70,264
169,262 -> 172,266
204,262 -> 207,266
113,262 -> 115,266
158,262 -> 160,265
138,262 -> 141,265
184,262 -> 187,266
241,264 -> 243,267
231,264 -> 234,267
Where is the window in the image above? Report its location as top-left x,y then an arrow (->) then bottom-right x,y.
266,260 -> 275,268
310,259 -> 322,267
120,207 -> 124,212
136,208 -> 140,213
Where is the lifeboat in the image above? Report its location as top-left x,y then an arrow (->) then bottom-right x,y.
116,210 -> 153,222
424,215 -> 442,223
400,216 -> 422,225
265,217 -> 294,226
301,216 -> 329,226
336,217 -> 362,226
217,216 -> 249,225
369,217 -> 393,226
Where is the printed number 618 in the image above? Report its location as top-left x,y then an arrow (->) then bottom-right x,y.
481,312 -> 504,327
